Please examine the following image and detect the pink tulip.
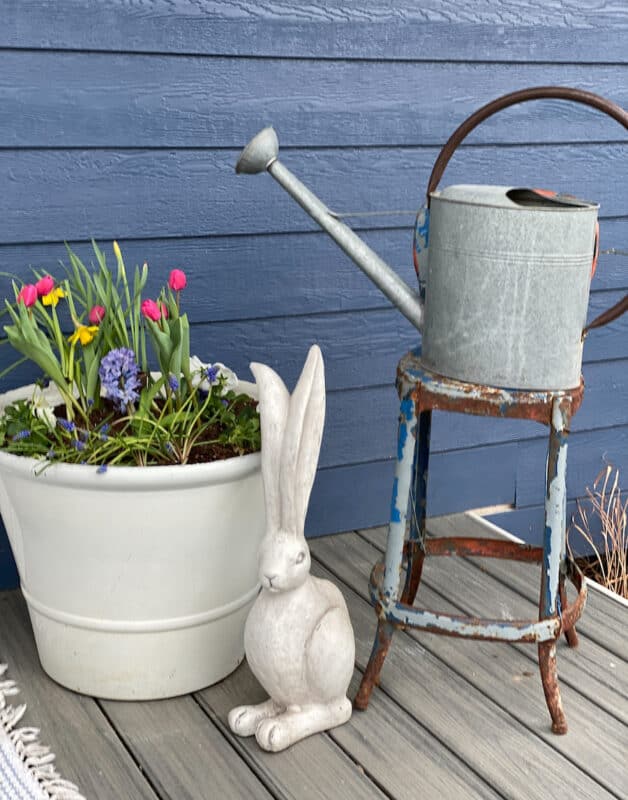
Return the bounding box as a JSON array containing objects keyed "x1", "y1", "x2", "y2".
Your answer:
[
  {"x1": 168, "y1": 269, "x2": 187, "y2": 291},
  {"x1": 89, "y1": 305, "x2": 106, "y2": 325},
  {"x1": 141, "y1": 298, "x2": 163, "y2": 322},
  {"x1": 17, "y1": 284, "x2": 38, "y2": 307},
  {"x1": 35, "y1": 275, "x2": 55, "y2": 297}
]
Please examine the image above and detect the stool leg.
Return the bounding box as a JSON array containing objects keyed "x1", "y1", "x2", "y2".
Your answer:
[
  {"x1": 355, "y1": 392, "x2": 417, "y2": 710},
  {"x1": 354, "y1": 620, "x2": 395, "y2": 710},
  {"x1": 401, "y1": 409, "x2": 432, "y2": 605},
  {"x1": 538, "y1": 398, "x2": 570, "y2": 735},
  {"x1": 559, "y1": 579, "x2": 579, "y2": 648}
]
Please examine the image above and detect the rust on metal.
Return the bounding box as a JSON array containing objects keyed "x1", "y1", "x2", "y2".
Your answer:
[
  {"x1": 538, "y1": 641, "x2": 568, "y2": 734},
  {"x1": 560, "y1": 562, "x2": 587, "y2": 642},
  {"x1": 400, "y1": 542, "x2": 425, "y2": 605},
  {"x1": 398, "y1": 349, "x2": 584, "y2": 426},
  {"x1": 354, "y1": 613, "x2": 395, "y2": 711},
  {"x1": 424, "y1": 536, "x2": 542, "y2": 562}
]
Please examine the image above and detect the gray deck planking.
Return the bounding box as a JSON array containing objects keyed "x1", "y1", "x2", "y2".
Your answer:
[
  {"x1": 0, "y1": 593, "x2": 159, "y2": 800},
  {"x1": 0, "y1": 514, "x2": 625, "y2": 800},
  {"x1": 428, "y1": 513, "x2": 628, "y2": 661},
  {"x1": 308, "y1": 549, "x2": 619, "y2": 800},
  {"x1": 324, "y1": 531, "x2": 628, "y2": 796},
  {"x1": 358, "y1": 525, "x2": 628, "y2": 718}
]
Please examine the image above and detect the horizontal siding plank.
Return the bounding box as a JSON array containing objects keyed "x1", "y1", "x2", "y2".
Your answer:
[
  {"x1": 3, "y1": 52, "x2": 628, "y2": 147},
  {"x1": 1, "y1": 305, "x2": 625, "y2": 401},
  {"x1": 0, "y1": 221, "x2": 625, "y2": 322},
  {"x1": 1, "y1": 145, "x2": 625, "y2": 244},
  {"x1": 3, "y1": 1, "x2": 628, "y2": 62},
  {"x1": 319, "y1": 359, "x2": 628, "y2": 467},
  {"x1": 515, "y1": 425, "x2": 628, "y2": 508},
  {"x1": 308, "y1": 442, "x2": 517, "y2": 535}
]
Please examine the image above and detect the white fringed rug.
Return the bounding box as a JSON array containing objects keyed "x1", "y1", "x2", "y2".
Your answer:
[{"x1": 0, "y1": 665, "x2": 85, "y2": 800}]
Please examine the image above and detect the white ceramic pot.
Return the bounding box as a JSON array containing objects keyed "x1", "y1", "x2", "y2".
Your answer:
[{"x1": 0, "y1": 381, "x2": 264, "y2": 700}]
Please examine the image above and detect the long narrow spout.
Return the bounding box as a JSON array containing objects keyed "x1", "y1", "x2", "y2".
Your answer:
[{"x1": 236, "y1": 128, "x2": 424, "y2": 332}]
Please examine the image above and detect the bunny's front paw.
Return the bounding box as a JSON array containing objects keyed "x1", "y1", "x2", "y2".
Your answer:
[
  {"x1": 228, "y1": 699, "x2": 282, "y2": 737},
  {"x1": 255, "y1": 717, "x2": 293, "y2": 752}
]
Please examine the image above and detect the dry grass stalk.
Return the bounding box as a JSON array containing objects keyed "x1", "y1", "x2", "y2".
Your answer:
[{"x1": 568, "y1": 465, "x2": 627, "y2": 599}]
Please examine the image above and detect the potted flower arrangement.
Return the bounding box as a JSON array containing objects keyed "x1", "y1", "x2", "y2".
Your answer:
[{"x1": 0, "y1": 242, "x2": 264, "y2": 700}]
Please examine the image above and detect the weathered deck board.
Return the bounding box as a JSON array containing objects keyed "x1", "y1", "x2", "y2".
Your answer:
[
  {"x1": 308, "y1": 545, "x2": 618, "y2": 799},
  {"x1": 0, "y1": 593, "x2": 159, "y2": 800},
  {"x1": 317, "y1": 532, "x2": 628, "y2": 797},
  {"x1": 427, "y1": 513, "x2": 628, "y2": 661},
  {"x1": 99, "y1": 695, "x2": 275, "y2": 800},
  {"x1": 0, "y1": 516, "x2": 625, "y2": 800},
  {"x1": 357, "y1": 525, "x2": 628, "y2": 715},
  {"x1": 196, "y1": 661, "x2": 387, "y2": 800}
]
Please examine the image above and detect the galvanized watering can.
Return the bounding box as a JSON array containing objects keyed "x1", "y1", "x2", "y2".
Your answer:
[{"x1": 237, "y1": 87, "x2": 628, "y2": 390}]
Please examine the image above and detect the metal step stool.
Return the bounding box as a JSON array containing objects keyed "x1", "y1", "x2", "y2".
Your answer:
[{"x1": 354, "y1": 348, "x2": 588, "y2": 734}]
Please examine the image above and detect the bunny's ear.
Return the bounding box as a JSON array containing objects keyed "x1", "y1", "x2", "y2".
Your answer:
[
  {"x1": 280, "y1": 345, "x2": 326, "y2": 536},
  {"x1": 250, "y1": 361, "x2": 290, "y2": 533}
]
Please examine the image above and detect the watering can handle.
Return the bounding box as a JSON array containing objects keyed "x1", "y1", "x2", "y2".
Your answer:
[{"x1": 426, "y1": 86, "x2": 628, "y2": 333}]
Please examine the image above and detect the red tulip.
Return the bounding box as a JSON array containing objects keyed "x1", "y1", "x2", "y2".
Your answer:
[
  {"x1": 35, "y1": 275, "x2": 55, "y2": 297},
  {"x1": 168, "y1": 269, "x2": 187, "y2": 291},
  {"x1": 89, "y1": 305, "x2": 106, "y2": 325},
  {"x1": 17, "y1": 284, "x2": 38, "y2": 307},
  {"x1": 141, "y1": 298, "x2": 162, "y2": 321}
]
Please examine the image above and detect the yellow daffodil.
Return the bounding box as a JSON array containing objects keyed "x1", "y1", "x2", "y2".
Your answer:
[
  {"x1": 42, "y1": 287, "x2": 66, "y2": 307},
  {"x1": 69, "y1": 325, "x2": 99, "y2": 346},
  {"x1": 113, "y1": 240, "x2": 122, "y2": 261}
]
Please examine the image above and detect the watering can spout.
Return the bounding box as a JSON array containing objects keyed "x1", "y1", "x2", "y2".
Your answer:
[{"x1": 235, "y1": 128, "x2": 425, "y2": 332}]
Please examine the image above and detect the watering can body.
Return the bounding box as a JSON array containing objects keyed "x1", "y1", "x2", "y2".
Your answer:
[
  {"x1": 236, "y1": 87, "x2": 627, "y2": 392},
  {"x1": 421, "y1": 185, "x2": 598, "y2": 389}
]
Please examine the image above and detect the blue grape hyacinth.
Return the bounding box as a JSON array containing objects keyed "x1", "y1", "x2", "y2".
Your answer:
[{"x1": 99, "y1": 347, "x2": 141, "y2": 411}]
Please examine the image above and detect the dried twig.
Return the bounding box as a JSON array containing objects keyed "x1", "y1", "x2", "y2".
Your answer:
[{"x1": 568, "y1": 465, "x2": 628, "y2": 599}]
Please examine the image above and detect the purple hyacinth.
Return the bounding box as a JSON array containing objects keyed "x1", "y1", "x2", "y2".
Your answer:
[
  {"x1": 206, "y1": 365, "x2": 219, "y2": 385},
  {"x1": 99, "y1": 347, "x2": 141, "y2": 411},
  {"x1": 168, "y1": 374, "x2": 179, "y2": 392},
  {"x1": 57, "y1": 418, "x2": 75, "y2": 433}
]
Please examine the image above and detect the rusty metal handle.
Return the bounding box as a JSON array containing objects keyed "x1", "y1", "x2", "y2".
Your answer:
[
  {"x1": 584, "y1": 293, "x2": 628, "y2": 335},
  {"x1": 427, "y1": 86, "x2": 628, "y2": 332}
]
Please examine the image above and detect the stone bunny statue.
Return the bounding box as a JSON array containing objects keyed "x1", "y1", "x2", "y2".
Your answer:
[{"x1": 228, "y1": 344, "x2": 355, "y2": 752}]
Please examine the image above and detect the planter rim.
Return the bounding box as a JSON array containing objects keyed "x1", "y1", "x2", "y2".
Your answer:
[{"x1": 0, "y1": 379, "x2": 261, "y2": 490}]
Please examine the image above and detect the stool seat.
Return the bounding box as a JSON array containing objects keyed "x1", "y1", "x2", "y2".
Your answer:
[{"x1": 354, "y1": 349, "x2": 587, "y2": 735}]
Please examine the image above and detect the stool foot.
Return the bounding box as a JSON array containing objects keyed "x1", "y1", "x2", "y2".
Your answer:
[
  {"x1": 559, "y1": 582, "x2": 579, "y2": 648},
  {"x1": 538, "y1": 641, "x2": 568, "y2": 734},
  {"x1": 354, "y1": 619, "x2": 395, "y2": 710}
]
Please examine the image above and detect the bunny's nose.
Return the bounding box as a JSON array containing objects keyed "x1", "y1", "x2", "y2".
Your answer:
[{"x1": 264, "y1": 574, "x2": 278, "y2": 588}]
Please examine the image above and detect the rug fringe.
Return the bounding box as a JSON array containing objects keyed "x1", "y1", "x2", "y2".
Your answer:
[{"x1": 0, "y1": 664, "x2": 86, "y2": 800}]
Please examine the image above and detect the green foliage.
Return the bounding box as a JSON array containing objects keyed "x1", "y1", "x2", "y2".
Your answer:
[{"x1": 0, "y1": 243, "x2": 260, "y2": 469}]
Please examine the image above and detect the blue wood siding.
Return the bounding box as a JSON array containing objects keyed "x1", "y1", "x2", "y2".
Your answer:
[{"x1": 0, "y1": 1, "x2": 627, "y2": 586}]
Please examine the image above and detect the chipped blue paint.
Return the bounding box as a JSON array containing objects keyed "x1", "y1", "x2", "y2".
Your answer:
[
  {"x1": 383, "y1": 391, "x2": 418, "y2": 601},
  {"x1": 413, "y1": 207, "x2": 430, "y2": 252},
  {"x1": 368, "y1": 577, "x2": 559, "y2": 642},
  {"x1": 390, "y1": 477, "x2": 401, "y2": 524},
  {"x1": 542, "y1": 400, "x2": 569, "y2": 617}
]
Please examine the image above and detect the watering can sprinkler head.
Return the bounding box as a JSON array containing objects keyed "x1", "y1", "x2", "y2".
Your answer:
[
  {"x1": 235, "y1": 128, "x2": 426, "y2": 332},
  {"x1": 235, "y1": 127, "x2": 279, "y2": 175}
]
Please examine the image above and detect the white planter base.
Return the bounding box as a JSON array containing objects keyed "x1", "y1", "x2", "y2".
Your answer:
[
  {"x1": 0, "y1": 381, "x2": 264, "y2": 700},
  {"x1": 27, "y1": 586, "x2": 256, "y2": 699}
]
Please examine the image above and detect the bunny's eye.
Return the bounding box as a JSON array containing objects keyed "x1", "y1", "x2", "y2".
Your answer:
[{"x1": 296, "y1": 551, "x2": 306, "y2": 564}]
